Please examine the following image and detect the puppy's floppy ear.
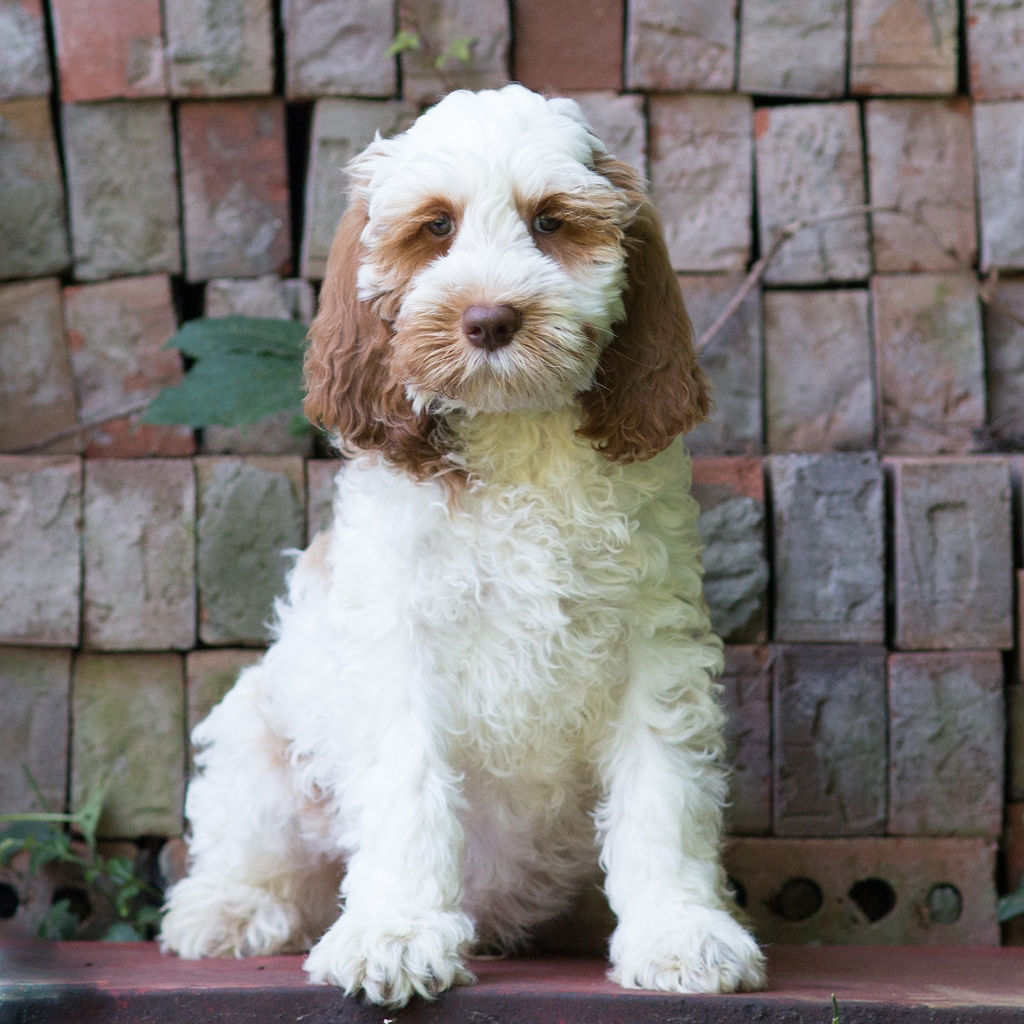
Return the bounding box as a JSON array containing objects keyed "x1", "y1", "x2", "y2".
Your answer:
[
  {"x1": 303, "y1": 199, "x2": 450, "y2": 480},
  {"x1": 577, "y1": 157, "x2": 711, "y2": 462}
]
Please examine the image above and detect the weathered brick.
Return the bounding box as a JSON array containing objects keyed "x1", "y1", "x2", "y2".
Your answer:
[
  {"x1": 397, "y1": 0, "x2": 510, "y2": 104},
  {"x1": 165, "y1": 0, "x2": 273, "y2": 97},
  {"x1": 301, "y1": 99, "x2": 417, "y2": 279},
  {"x1": 726, "y1": 837, "x2": 999, "y2": 945},
  {"x1": 0, "y1": 648, "x2": 70, "y2": 812},
  {"x1": 202, "y1": 276, "x2": 315, "y2": 455},
  {"x1": 184, "y1": 649, "x2": 262, "y2": 770},
  {"x1": 850, "y1": 0, "x2": 958, "y2": 95},
  {"x1": 71, "y1": 653, "x2": 185, "y2": 838},
  {"x1": 691, "y1": 457, "x2": 768, "y2": 644},
  {"x1": 1008, "y1": 685, "x2": 1024, "y2": 802},
  {"x1": 51, "y1": 0, "x2": 165, "y2": 100},
  {"x1": 890, "y1": 458, "x2": 1014, "y2": 650},
  {"x1": 284, "y1": 0, "x2": 396, "y2": 99},
  {"x1": 570, "y1": 92, "x2": 645, "y2": 175},
  {"x1": 720, "y1": 646, "x2": 771, "y2": 835},
  {"x1": 888, "y1": 651, "x2": 1004, "y2": 837},
  {"x1": 0, "y1": 456, "x2": 81, "y2": 646},
  {"x1": 772, "y1": 645, "x2": 888, "y2": 836},
  {"x1": 975, "y1": 101, "x2": 1024, "y2": 270},
  {"x1": 738, "y1": 0, "x2": 846, "y2": 98},
  {"x1": 82, "y1": 460, "x2": 196, "y2": 651},
  {"x1": 307, "y1": 459, "x2": 343, "y2": 536},
  {"x1": 0, "y1": 98, "x2": 70, "y2": 279},
  {"x1": 0, "y1": 279, "x2": 78, "y2": 454},
  {"x1": 764, "y1": 290, "x2": 875, "y2": 453},
  {"x1": 872, "y1": 273, "x2": 985, "y2": 454},
  {"x1": 515, "y1": 0, "x2": 621, "y2": 91},
  {"x1": 967, "y1": 0, "x2": 1024, "y2": 99},
  {"x1": 754, "y1": 103, "x2": 869, "y2": 284},
  {"x1": 984, "y1": 280, "x2": 1024, "y2": 445},
  {"x1": 626, "y1": 0, "x2": 736, "y2": 91},
  {"x1": 62, "y1": 100, "x2": 180, "y2": 281},
  {"x1": 63, "y1": 275, "x2": 193, "y2": 458},
  {"x1": 196, "y1": 457, "x2": 305, "y2": 645},
  {"x1": 649, "y1": 95, "x2": 752, "y2": 272},
  {"x1": 770, "y1": 454, "x2": 885, "y2": 644},
  {"x1": 866, "y1": 99, "x2": 977, "y2": 272},
  {"x1": 0, "y1": 0, "x2": 49, "y2": 99},
  {"x1": 179, "y1": 99, "x2": 290, "y2": 282},
  {"x1": 682, "y1": 275, "x2": 763, "y2": 455}
]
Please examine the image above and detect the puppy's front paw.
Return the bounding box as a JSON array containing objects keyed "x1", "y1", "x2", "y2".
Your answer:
[
  {"x1": 610, "y1": 905, "x2": 765, "y2": 994},
  {"x1": 304, "y1": 908, "x2": 475, "y2": 1006}
]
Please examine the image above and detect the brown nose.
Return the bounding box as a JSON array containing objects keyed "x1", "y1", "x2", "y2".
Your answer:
[{"x1": 461, "y1": 304, "x2": 522, "y2": 352}]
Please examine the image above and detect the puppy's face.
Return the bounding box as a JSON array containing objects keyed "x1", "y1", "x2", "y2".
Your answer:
[{"x1": 350, "y1": 88, "x2": 635, "y2": 416}]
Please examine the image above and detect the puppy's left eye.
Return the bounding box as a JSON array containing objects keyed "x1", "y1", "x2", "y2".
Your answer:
[
  {"x1": 426, "y1": 214, "x2": 455, "y2": 237},
  {"x1": 532, "y1": 214, "x2": 562, "y2": 235}
]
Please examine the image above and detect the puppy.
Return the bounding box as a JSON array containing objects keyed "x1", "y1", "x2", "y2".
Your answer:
[{"x1": 161, "y1": 84, "x2": 765, "y2": 1006}]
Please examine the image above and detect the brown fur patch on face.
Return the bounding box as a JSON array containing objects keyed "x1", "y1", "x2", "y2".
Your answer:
[{"x1": 522, "y1": 191, "x2": 630, "y2": 273}]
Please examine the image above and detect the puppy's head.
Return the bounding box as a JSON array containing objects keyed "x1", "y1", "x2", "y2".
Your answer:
[{"x1": 304, "y1": 85, "x2": 709, "y2": 480}]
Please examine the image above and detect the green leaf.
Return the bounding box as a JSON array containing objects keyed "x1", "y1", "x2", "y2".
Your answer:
[
  {"x1": 387, "y1": 28, "x2": 420, "y2": 55},
  {"x1": 37, "y1": 899, "x2": 82, "y2": 940},
  {"x1": 999, "y1": 886, "x2": 1024, "y2": 922},
  {"x1": 102, "y1": 921, "x2": 144, "y2": 942},
  {"x1": 166, "y1": 316, "x2": 308, "y2": 361},
  {"x1": 0, "y1": 820, "x2": 61, "y2": 865},
  {"x1": 72, "y1": 782, "x2": 109, "y2": 855},
  {"x1": 143, "y1": 352, "x2": 305, "y2": 428},
  {"x1": 435, "y1": 35, "x2": 474, "y2": 69}
]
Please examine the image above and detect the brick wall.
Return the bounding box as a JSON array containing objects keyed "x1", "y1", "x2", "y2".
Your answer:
[{"x1": 1, "y1": 0, "x2": 1023, "y2": 948}]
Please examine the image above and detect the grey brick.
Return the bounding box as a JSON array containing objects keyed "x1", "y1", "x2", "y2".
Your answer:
[
  {"x1": 62, "y1": 101, "x2": 181, "y2": 280},
  {"x1": 765, "y1": 289, "x2": 875, "y2": 452},
  {"x1": 0, "y1": 648, "x2": 70, "y2": 812},
  {"x1": 967, "y1": 0, "x2": 1024, "y2": 99},
  {"x1": 196, "y1": 457, "x2": 305, "y2": 645},
  {"x1": 82, "y1": 460, "x2": 196, "y2": 651},
  {"x1": 891, "y1": 457, "x2": 1014, "y2": 650},
  {"x1": 889, "y1": 651, "x2": 1004, "y2": 837},
  {"x1": 307, "y1": 459, "x2": 342, "y2": 536},
  {"x1": 770, "y1": 454, "x2": 885, "y2": 644},
  {"x1": 570, "y1": 92, "x2": 646, "y2": 176},
  {"x1": 773, "y1": 645, "x2": 888, "y2": 837},
  {"x1": 975, "y1": 101, "x2": 1024, "y2": 270},
  {"x1": 983, "y1": 280, "x2": 1024, "y2": 445},
  {"x1": 0, "y1": 0, "x2": 49, "y2": 99},
  {"x1": 0, "y1": 98, "x2": 69, "y2": 279},
  {"x1": 0, "y1": 456, "x2": 81, "y2": 646}
]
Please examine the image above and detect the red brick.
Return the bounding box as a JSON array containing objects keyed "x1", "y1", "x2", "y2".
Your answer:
[
  {"x1": 0, "y1": 648, "x2": 70, "y2": 812},
  {"x1": 726, "y1": 837, "x2": 999, "y2": 945},
  {"x1": 650, "y1": 95, "x2": 752, "y2": 272},
  {"x1": 179, "y1": 100, "x2": 291, "y2": 282},
  {"x1": 0, "y1": 279, "x2": 77, "y2": 454},
  {"x1": 51, "y1": 0, "x2": 166, "y2": 101},
  {"x1": 0, "y1": 98, "x2": 69, "y2": 279},
  {"x1": 850, "y1": 0, "x2": 958, "y2": 95},
  {"x1": 872, "y1": 274, "x2": 985, "y2": 454},
  {"x1": 720, "y1": 646, "x2": 772, "y2": 835},
  {"x1": 764, "y1": 290, "x2": 874, "y2": 452},
  {"x1": 63, "y1": 275, "x2": 193, "y2": 458},
  {"x1": 888, "y1": 651, "x2": 1004, "y2": 837},
  {"x1": 967, "y1": 0, "x2": 1024, "y2": 99},
  {"x1": 0, "y1": 0, "x2": 49, "y2": 99},
  {"x1": 514, "y1": 0, "x2": 622, "y2": 91},
  {"x1": 691, "y1": 457, "x2": 768, "y2": 644},
  {"x1": 82, "y1": 460, "x2": 196, "y2": 651},
  {"x1": 772, "y1": 645, "x2": 888, "y2": 836},
  {"x1": 682, "y1": 275, "x2": 763, "y2": 455},
  {"x1": 890, "y1": 458, "x2": 1013, "y2": 650},
  {"x1": 0, "y1": 456, "x2": 82, "y2": 646},
  {"x1": 866, "y1": 99, "x2": 977, "y2": 272},
  {"x1": 626, "y1": 0, "x2": 736, "y2": 91},
  {"x1": 754, "y1": 103, "x2": 869, "y2": 284}
]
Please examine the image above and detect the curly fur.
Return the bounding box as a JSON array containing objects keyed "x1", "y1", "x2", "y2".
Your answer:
[{"x1": 161, "y1": 84, "x2": 764, "y2": 1006}]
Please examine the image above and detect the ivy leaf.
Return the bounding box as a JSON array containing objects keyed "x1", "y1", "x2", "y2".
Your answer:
[
  {"x1": 168, "y1": 316, "x2": 308, "y2": 361},
  {"x1": 999, "y1": 886, "x2": 1024, "y2": 922},
  {"x1": 0, "y1": 821, "x2": 59, "y2": 865},
  {"x1": 102, "y1": 921, "x2": 144, "y2": 942},
  {"x1": 387, "y1": 28, "x2": 421, "y2": 55},
  {"x1": 37, "y1": 899, "x2": 82, "y2": 940}
]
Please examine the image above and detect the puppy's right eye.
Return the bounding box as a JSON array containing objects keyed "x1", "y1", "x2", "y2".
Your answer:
[{"x1": 425, "y1": 214, "x2": 454, "y2": 237}]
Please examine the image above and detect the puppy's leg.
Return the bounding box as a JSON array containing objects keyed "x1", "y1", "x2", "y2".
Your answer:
[
  {"x1": 303, "y1": 646, "x2": 474, "y2": 1005},
  {"x1": 161, "y1": 666, "x2": 338, "y2": 959},
  {"x1": 597, "y1": 633, "x2": 765, "y2": 994}
]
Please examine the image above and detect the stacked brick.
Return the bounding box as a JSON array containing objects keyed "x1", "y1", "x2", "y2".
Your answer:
[{"x1": 2, "y1": 0, "x2": 1023, "y2": 951}]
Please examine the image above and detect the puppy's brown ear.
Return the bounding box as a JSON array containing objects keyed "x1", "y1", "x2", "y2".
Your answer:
[
  {"x1": 577, "y1": 157, "x2": 711, "y2": 462},
  {"x1": 303, "y1": 200, "x2": 449, "y2": 480}
]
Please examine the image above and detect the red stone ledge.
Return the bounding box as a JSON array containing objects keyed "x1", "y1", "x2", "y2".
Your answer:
[{"x1": 3, "y1": 942, "x2": 1024, "y2": 1023}]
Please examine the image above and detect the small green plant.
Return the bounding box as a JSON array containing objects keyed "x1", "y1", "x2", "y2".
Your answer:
[
  {"x1": 0, "y1": 781, "x2": 164, "y2": 941},
  {"x1": 142, "y1": 315, "x2": 307, "y2": 433},
  {"x1": 387, "y1": 28, "x2": 476, "y2": 70}
]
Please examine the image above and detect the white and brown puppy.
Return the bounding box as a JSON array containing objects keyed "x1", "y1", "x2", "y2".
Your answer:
[{"x1": 161, "y1": 84, "x2": 765, "y2": 1006}]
